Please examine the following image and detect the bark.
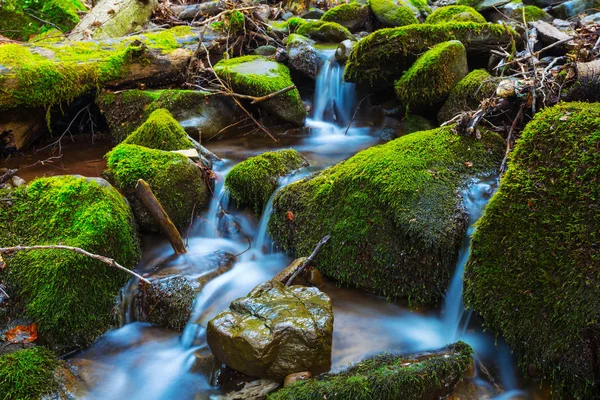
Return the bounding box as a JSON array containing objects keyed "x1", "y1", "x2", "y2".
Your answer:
[{"x1": 565, "y1": 59, "x2": 600, "y2": 102}]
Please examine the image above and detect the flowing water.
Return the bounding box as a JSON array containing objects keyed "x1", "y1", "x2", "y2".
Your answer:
[{"x1": 34, "y1": 51, "x2": 546, "y2": 399}]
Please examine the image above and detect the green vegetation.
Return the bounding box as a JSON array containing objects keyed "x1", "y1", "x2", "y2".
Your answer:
[
  {"x1": 105, "y1": 144, "x2": 208, "y2": 232},
  {"x1": 438, "y1": 69, "x2": 498, "y2": 123},
  {"x1": 0, "y1": 176, "x2": 140, "y2": 349},
  {"x1": 510, "y1": 5, "x2": 551, "y2": 21},
  {"x1": 395, "y1": 40, "x2": 468, "y2": 111},
  {"x1": 268, "y1": 342, "x2": 473, "y2": 400},
  {"x1": 0, "y1": 347, "x2": 60, "y2": 400},
  {"x1": 225, "y1": 149, "x2": 308, "y2": 214},
  {"x1": 287, "y1": 17, "x2": 308, "y2": 33},
  {"x1": 269, "y1": 126, "x2": 504, "y2": 304},
  {"x1": 399, "y1": 114, "x2": 436, "y2": 134},
  {"x1": 425, "y1": 5, "x2": 486, "y2": 23},
  {"x1": 296, "y1": 20, "x2": 355, "y2": 42},
  {"x1": 213, "y1": 10, "x2": 245, "y2": 34},
  {"x1": 321, "y1": 2, "x2": 369, "y2": 31},
  {"x1": 368, "y1": 0, "x2": 419, "y2": 27},
  {"x1": 0, "y1": 0, "x2": 86, "y2": 41},
  {"x1": 123, "y1": 108, "x2": 194, "y2": 151},
  {"x1": 214, "y1": 55, "x2": 306, "y2": 125},
  {"x1": 0, "y1": 26, "x2": 195, "y2": 112},
  {"x1": 464, "y1": 102, "x2": 600, "y2": 398},
  {"x1": 344, "y1": 22, "x2": 514, "y2": 88}
]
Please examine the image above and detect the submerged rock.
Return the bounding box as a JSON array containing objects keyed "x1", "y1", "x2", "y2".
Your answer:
[
  {"x1": 395, "y1": 40, "x2": 468, "y2": 112},
  {"x1": 464, "y1": 102, "x2": 600, "y2": 398},
  {"x1": 321, "y1": 3, "x2": 370, "y2": 32},
  {"x1": 122, "y1": 108, "x2": 195, "y2": 151},
  {"x1": 105, "y1": 144, "x2": 208, "y2": 233},
  {"x1": 214, "y1": 56, "x2": 307, "y2": 126},
  {"x1": 286, "y1": 34, "x2": 318, "y2": 79},
  {"x1": 225, "y1": 149, "x2": 308, "y2": 214},
  {"x1": 207, "y1": 280, "x2": 333, "y2": 381},
  {"x1": 267, "y1": 341, "x2": 474, "y2": 400},
  {"x1": 0, "y1": 176, "x2": 140, "y2": 349},
  {"x1": 425, "y1": 5, "x2": 486, "y2": 23},
  {"x1": 296, "y1": 20, "x2": 355, "y2": 42},
  {"x1": 269, "y1": 126, "x2": 504, "y2": 305},
  {"x1": 438, "y1": 69, "x2": 499, "y2": 123}
]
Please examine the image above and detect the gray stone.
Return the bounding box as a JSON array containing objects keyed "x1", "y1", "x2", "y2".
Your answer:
[
  {"x1": 254, "y1": 45, "x2": 278, "y2": 56},
  {"x1": 282, "y1": 11, "x2": 295, "y2": 20},
  {"x1": 302, "y1": 9, "x2": 325, "y2": 19},
  {"x1": 549, "y1": 0, "x2": 600, "y2": 19},
  {"x1": 529, "y1": 20, "x2": 575, "y2": 49},
  {"x1": 335, "y1": 39, "x2": 355, "y2": 63},
  {"x1": 287, "y1": 34, "x2": 318, "y2": 79}
]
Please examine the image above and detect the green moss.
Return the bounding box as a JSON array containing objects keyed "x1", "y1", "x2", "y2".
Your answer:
[
  {"x1": 369, "y1": 0, "x2": 419, "y2": 27},
  {"x1": 425, "y1": 5, "x2": 486, "y2": 23},
  {"x1": 214, "y1": 55, "x2": 306, "y2": 125},
  {"x1": 464, "y1": 102, "x2": 600, "y2": 399},
  {"x1": 344, "y1": 22, "x2": 514, "y2": 88},
  {"x1": 400, "y1": 114, "x2": 436, "y2": 134},
  {"x1": 287, "y1": 17, "x2": 308, "y2": 33},
  {"x1": 0, "y1": 176, "x2": 140, "y2": 349},
  {"x1": 438, "y1": 69, "x2": 498, "y2": 123},
  {"x1": 105, "y1": 144, "x2": 207, "y2": 232},
  {"x1": 268, "y1": 342, "x2": 473, "y2": 400},
  {"x1": 213, "y1": 10, "x2": 245, "y2": 34},
  {"x1": 395, "y1": 40, "x2": 468, "y2": 111},
  {"x1": 269, "y1": 126, "x2": 504, "y2": 305},
  {"x1": 0, "y1": 347, "x2": 60, "y2": 400},
  {"x1": 122, "y1": 108, "x2": 194, "y2": 151},
  {"x1": 225, "y1": 149, "x2": 308, "y2": 214},
  {"x1": 510, "y1": 5, "x2": 550, "y2": 21},
  {"x1": 0, "y1": 26, "x2": 197, "y2": 112},
  {"x1": 296, "y1": 20, "x2": 355, "y2": 42},
  {"x1": 321, "y1": 3, "x2": 369, "y2": 31}
]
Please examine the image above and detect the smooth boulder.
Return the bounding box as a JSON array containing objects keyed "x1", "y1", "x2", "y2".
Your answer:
[
  {"x1": 296, "y1": 20, "x2": 355, "y2": 42},
  {"x1": 286, "y1": 34, "x2": 318, "y2": 79},
  {"x1": 321, "y1": 3, "x2": 370, "y2": 32},
  {"x1": 207, "y1": 280, "x2": 333, "y2": 381}
]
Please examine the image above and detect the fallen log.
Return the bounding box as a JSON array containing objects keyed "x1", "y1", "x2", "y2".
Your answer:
[
  {"x1": 136, "y1": 179, "x2": 187, "y2": 255},
  {"x1": 564, "y1": 59, "x2": 600, "y2": 102}
]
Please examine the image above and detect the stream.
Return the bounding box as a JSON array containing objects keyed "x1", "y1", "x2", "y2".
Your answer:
[{"x1": 6, "y1": 50, "x2": 547, "y2": 399}]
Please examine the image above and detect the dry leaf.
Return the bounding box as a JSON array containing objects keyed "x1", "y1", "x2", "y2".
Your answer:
[
  {"x1": 5, "y1": 324, "x2": 38, "y2": 344},
  {"x1": 286, "y1": 211, "x2": 294, "y2": 221}
]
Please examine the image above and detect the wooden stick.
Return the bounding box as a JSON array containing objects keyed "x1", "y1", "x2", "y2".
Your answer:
[
  {"x1": 0, "y1": 245, "x2": 150, "y2": 284},
  {"x1": 250, "y1": 85, "x2": 296, "y2": 104},
  {"x1": 285, "y1": 234, "x2": 331, "y2": 286},
  {"x1": 135, "y1": 179, "x2": 187, "y2": 255}
]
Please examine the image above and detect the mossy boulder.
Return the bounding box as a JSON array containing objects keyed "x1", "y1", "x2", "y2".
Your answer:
[
  {"x1": 268, "y1": 341, "x2": 473, "y2": 400},
  {"x1": 296, "y1": 20, "x2": 355, "y2": 42},
  {"x1": 105, "y1": 144, "x2": 208, "y2": 233},
  {"x1": 286, "y1": 34, "x2": 318, "y2": 79},
  {"x1": 398, "y1": 114, "x2": 437, "y2": 135},
  {"x1": 122, "y1": 108, "x2": 194, "y2": 151},
  {"x1": 425, "y1": 5, "x2": 486, "y2": 23},
  {"x1": 344, "y1": 22, "x2": 514, "y2": 88},
  {"x1": 286, "y1": 17, "x2": 308, "y2": 33},
  {"x1": 464, "y1": 102, "x2": 600, "y2": 398},
  {"x1": 368, "y1": 0, "x2": 419, "y2": 27},
  {"x1": 97, "y1": 89, "x2": 242, "y2": 143},
  {"x1": 226, "y1": 149, "x2": 308, "y2": 215},
  {"x1": 0, "y1": 176, "x2": 140, "y2": 349},
  {"x1": 214, "y1": 56, "x2": 307, "y2": 126},
  {"x1": 510, "y1": 5, "x2": 552, "y2": 21},
  {"x1": 321, "y1": 3, "x2": 370, "y2": 32},
  {"x1": 438, "y1": 69, "x2": 499, "y2": 123},
  {"x1": 395, "y1": 40, "x2": 468, "y2": 112},
  {"x1": 269, "y1": 126, "x2": 504, "y2": 304},
  {"x1": 207, "y1": 280, "x2": 334, "y2": 381},
  {"x1": 0, "y1": 347, "x2": 62, "y2": 399},
  {"x1": 0, "y1": 0, "x2": 86, "y2": 41}
]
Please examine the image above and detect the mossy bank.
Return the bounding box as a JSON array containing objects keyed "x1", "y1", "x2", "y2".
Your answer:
[{"x1": 0, "y1": 347, "x2": 62, "y2": 400}]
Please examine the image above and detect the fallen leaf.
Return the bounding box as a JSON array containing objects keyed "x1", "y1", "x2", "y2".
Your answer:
[
  {"x1": 0, "y1": 254, "x2": 5, "y2": 269},
  {"x1": 5, "y1": 324, "x2": 38, "y2": 344},
  {"x1": 286, "y1": 211, "x2": 294, "y2": 221},
  {"x1": 464, "y1": 161, "x2": 473, "y2": 168}
]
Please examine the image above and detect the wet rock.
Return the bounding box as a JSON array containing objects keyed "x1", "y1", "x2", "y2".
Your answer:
[
  {"x1": 69, "y1": 0, "x2": 157, "y2": 40},
  {"x1": 335, "y1": 39, "x2": 355, "y2": 63},
  {"x1": 254, "y1": 45, "x2": 278, "y2": 56},
  {"x1": 302, "y1": 9, "x2": 325, "y2": 19},
  {"x1": 380, "y1": 127, "x2": 397, "y2": 141},
  {"x1": 529, "y1": 20, "x2": 575, "y2": 49},
  {"x1": 269, "y1": 126, "x2": 504, "y2": 305},
  {"x1": 296, "y1": 20, "x2": 355, "y2": 42},
  {"x1": 286, "y1": 34, "x2": 318, "y2": 79},
  {"x1": 97, "y1": 89, "x2": 243, "y2": 143},
  {"x1": 268, "y1": 342, "x2": 474, "y2": 400},
  {"x1": 395, "y1": 40, "x2": 468, "y2": 112},
  {"x1": 207, "y1": 280, "x2": 333, "y2": 381},
  {"x1": 214, "y1": 56, "x2": 307, "y2": 126},
  {"x1": 105, "y1": 144, "x2": 208, "y2": 233},
  {"x1": 321, "y1": 3, "x2": 369, "y2": 32},
  {"x1": 225, "y1": 149, "x2": 308, "y2": 215},
  {"x1": 282, "y1": 11, "x2": 295, "y2": 20},
  {"x1": 0, "y1": 108, "x2": 47, "y2": 154},
  {"x1": 464, "y1": 102, "x2": 600, "y2": 398},
  {"x1": 283, "y1": 371, "x2": 311, "y2": 387},
  {"x1": 548, "y1": 0, "x2": 599, "y2": 18},
  {"x1": 398, "y1": 114, "x2": 437, "y2": 134}
]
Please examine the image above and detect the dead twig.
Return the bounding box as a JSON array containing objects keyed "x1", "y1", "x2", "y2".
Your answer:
[
  {"x1": 285, "y1": 234, "x2": 331, "y2": 286},
  {"x1": 344, "y1": 94, "x2": 372, "y2": 135}
]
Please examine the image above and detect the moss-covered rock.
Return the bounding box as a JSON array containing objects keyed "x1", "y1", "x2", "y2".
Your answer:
[
  {"x1": 214, "y1": 56, "x2": 307, "y2": 126},
  {"x1": 0, "y1": 176, "x2": 140, "y2": 349},
  {"x1": 510, "y1": 5, "x2": 552, "y2": 21},
  {"x1": 425, "y1": 5, "x2": 486, "y2": 23},
  {"x1": 225, "y1": 149, "x2": 308, "y2": 215},
  {"x1": 464, "y1": 102, "x2": 600, "y2": 399},
  {"x1": 395, "y1": 40, "x2": 468, "y2": 112},
  {"x1": 0, "y1": 0, "x2": 86, "y2": 41},
  {"x1": 368, "y1": 0, "x2": 419, "y2": 27},
  {"x1": 398, "y1": 114, "x2": 437, "y2": 135},
  {"x1": 438, "y1": 69, "x2": 499, "y2": 123},
  {"x1": 296, "y1": 20, "x2": 355, "y2": 42},
  {"x1": 321, "y1": 2, "x2": 370, "y2": 32},
  {"x1": 97, "y1": 89, "x2": 241, "y2": 143},
  {"x1": 286, "y1": 17, "x2": 308, "y2": 33},
  {"x1": 344, "y1": 22, "x2": 514, "y2": 88},
  {"x1": 0, "y1": 347, "x2": 61, "y2": 399},
  {"x1": 105, "y1": 144, "x2": 208, "y2": 233},
  {"x1": 268, "y1": 341, "x2": 473, "y2": 400},
  {"x1": 269, "y1": 126, "x2": 504, "y2": 305},
  {"x1": 122, "y1": 108, "x2": 194, "y2": 151}
]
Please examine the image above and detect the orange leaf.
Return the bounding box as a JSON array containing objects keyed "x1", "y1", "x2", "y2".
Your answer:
[
  {"x1": 5, "y1": 324, "x2": 38, "y2": 344},
  {"x1": 286, "y1": 211, "x2": 294, "y2": 221}
]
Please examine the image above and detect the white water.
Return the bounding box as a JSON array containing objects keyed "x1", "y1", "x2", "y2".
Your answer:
[{"x1": 79, "y1": 50, "x2": 530, "y2": 400}]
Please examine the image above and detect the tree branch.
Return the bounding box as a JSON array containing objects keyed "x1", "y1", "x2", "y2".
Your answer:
[{"x1": 285, "y1": 234, "x2": 331, "y2": 286}]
